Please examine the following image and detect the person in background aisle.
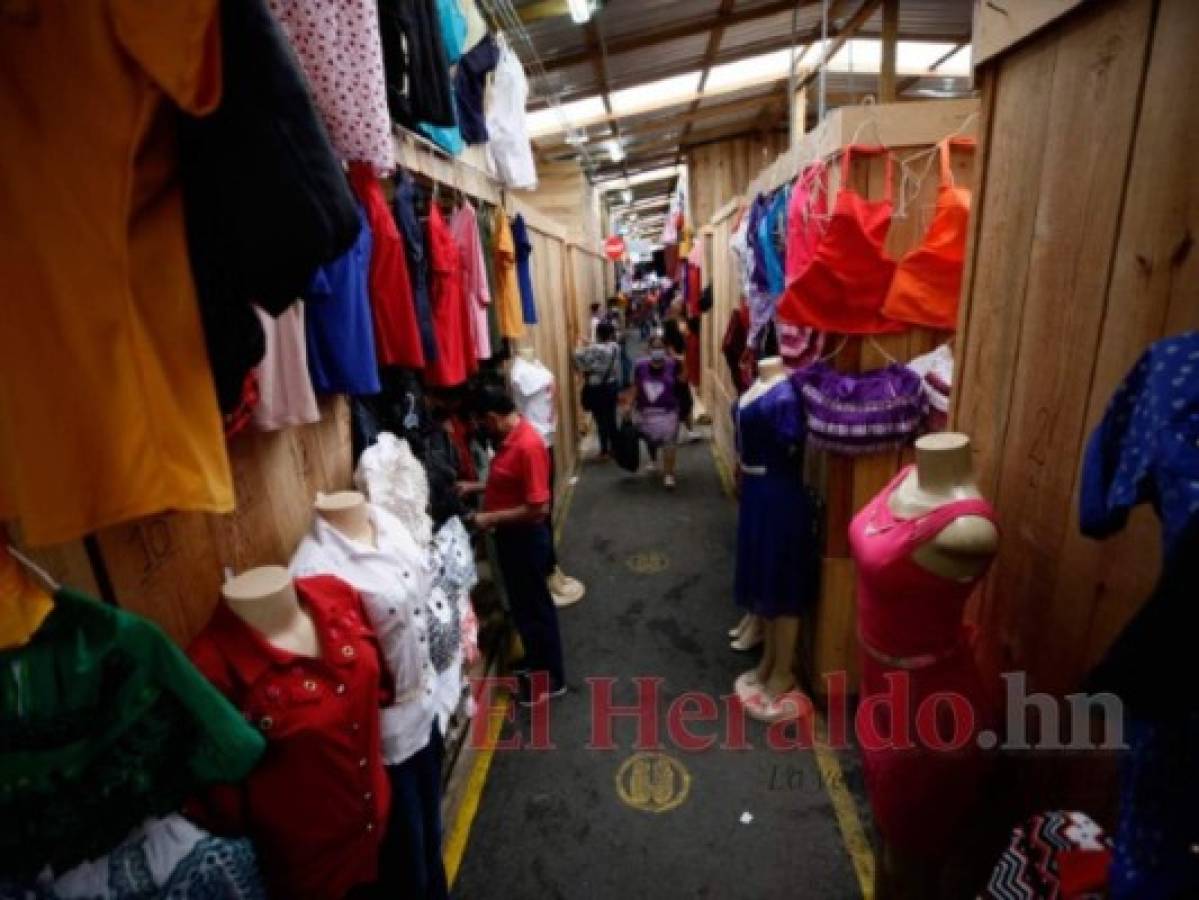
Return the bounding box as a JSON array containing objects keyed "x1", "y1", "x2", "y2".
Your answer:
[
  {"x1": 588, "y1": 301, "x2": 603, "y2": 342},
  {"x1": 573, "y1": 324, "x2": 623, "y2": 462},
  {"x1": 630, "y1": 336, "x2": 683, "y2": 490},
  {"x1": 662, "y1": 318, "x2": 700, "y2": 443},
  {"x1": 458, "y1": 387, "x2": 566, "y2": 706}
]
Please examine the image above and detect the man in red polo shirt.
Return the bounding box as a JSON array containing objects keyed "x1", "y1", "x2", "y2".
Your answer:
[{"x1": 465, "y1": 386, "x2": 566, "y2": 705}]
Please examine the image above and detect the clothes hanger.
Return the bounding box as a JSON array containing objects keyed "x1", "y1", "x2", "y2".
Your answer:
[
  {"x1": 4, "y1": 543, "x2": 60, "y2": 593},
  {"x1": 817, "y1": 335, "x2": 849, "y2": 363},
  {"x1": 867, "y1": 336, "x2": 900, "y2": 365}
]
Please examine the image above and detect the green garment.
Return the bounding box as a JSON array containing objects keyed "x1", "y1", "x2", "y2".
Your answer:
[
  {"x1": 478, "y1": 206, "x2": 504, "y2": 355},
  {"x1": 0, "y1": 588, "x2": 265, "y2": 877}
]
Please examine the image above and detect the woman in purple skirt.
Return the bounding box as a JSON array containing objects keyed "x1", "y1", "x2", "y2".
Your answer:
[{"x1": 631, "y1": 335, "x2": 682, "y2": 490}]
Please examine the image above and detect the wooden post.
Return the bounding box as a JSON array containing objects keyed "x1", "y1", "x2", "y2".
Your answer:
[
  {"x1": 791, "y1": 78, "x2": 809, "y2": 146},
  {"x1": 879, "y1": 0, "x2": 899, "y2": 102}
]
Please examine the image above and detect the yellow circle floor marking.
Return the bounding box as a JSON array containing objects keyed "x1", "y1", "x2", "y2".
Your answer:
[
  {"x1": 625, "y1": 551, "x2": 669, "y2": 574},
  {"x1": 615, "y1": 751, "x2": 691, "y2": 813}
]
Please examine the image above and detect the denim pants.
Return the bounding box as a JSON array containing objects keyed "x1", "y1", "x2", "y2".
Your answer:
[
  {"x1": 495, "y1": 523, "x2": 566, "y2": 689},
  {"x1": 378, "y1": 725, "x2": 449, "y2": 900}
]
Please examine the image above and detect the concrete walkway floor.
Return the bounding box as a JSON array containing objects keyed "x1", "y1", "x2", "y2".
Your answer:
[{"x1": 452, "y1": 438, "x2": 870, "y2": 899}]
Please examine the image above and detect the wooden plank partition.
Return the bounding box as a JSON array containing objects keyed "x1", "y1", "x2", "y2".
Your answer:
[
  {"x1": 22, "y1": 135, "x2": 589, "y2": 646},
  {"x1": 698, "y1": 99, "x2": 980, "y2": 697}
]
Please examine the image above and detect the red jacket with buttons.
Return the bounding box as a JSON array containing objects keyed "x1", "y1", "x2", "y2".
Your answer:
[{"x1": 188, "y1": 575, "x2": 392, "y2": 900}]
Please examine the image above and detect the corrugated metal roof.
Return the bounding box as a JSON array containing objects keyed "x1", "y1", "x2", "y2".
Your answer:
[{"x1": 513, "y1": 0, "x2": 975, "y2": 179}]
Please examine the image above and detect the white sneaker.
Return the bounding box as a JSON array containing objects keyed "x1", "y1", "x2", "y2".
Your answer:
[
  {"x1": 663, "y1": 475, "x2": 676, "y2": 490},
  {"x1": 549, "y1": 572, "x2": 585, "y2": 608}
]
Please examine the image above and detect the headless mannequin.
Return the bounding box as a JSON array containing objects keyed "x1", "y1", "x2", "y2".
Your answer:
[
  {"x1": 888, "y1": 433, "x2": 998, "y2": 581},
  {"x1": 315, "y1": 490, "x2": 376, "y2": 548},
  {"x1": 222, "y1": 565, "x2": 319, "y2": 657},
  {"x1": 735, "y1": 357, "x2": 801, "y2": 703}
]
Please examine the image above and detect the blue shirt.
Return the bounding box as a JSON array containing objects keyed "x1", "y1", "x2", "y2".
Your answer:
[
  {"x1": 393, "y1": 176, "x2": 439, "y2": 363},
  {"x1": 304, "y1": 207, "x2": 381, "y2": 395},
  {"x1": 512, "y1": 214, "x2": 538, "y2": 325},
  {"x1": 1080, "y1": 330, "x2": 1199, "y2": 558}
]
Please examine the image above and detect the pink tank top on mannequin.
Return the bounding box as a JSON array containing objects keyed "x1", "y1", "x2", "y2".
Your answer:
[{"x1": 848, "y1": 465, "x2": 999, "y2": 856}]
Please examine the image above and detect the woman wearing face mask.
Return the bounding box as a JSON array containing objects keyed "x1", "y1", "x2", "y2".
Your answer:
[{"x1": 631, "y1": 335, "x2": 682, "y2": 490}]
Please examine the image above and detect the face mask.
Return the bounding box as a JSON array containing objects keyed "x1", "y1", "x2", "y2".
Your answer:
[{"x1": 650, "y1": 349, "x2": 667, "y2": 364}]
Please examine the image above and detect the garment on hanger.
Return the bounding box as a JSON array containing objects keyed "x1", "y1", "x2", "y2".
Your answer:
[
  {"x1": 487, "y1": 42, "x2": 538, "y2": 189},
  {"x1": 349, "y1": 163, "x2": 427, "y2": 370},
  {"x1": 451, "y1": 203, "x2": 493, "y2": 361},
  {"x1": 905, "y1": 343, "x2": 954, "y2": 433},
  {"x1": 188, "y1": 576, "x2": 390, "y2": 900},
  {"x1": 1078, "y1": 331, "x2": 1199, "y2": 900},
  {"x1": 0, "y1": 590, "x2": 264, "y2": 879},
  {"x1": 795, "y1": 362, "x2": 926, "y2": 455},
  {"x1": 494, "y1": 213, "x2": 526, "y2": 338},
  {"x1": 2, "y1": 815, "x2": 266, "y2": 900},
  {"x1": 429, "y1": 517, "x2": 478, "y2": 726},
  {"x1": 266, "y1": 0, "x2": 394, "y2": 174},
  {"x1": 785, "y1": 161, "x2": 829, "y2": 286},
  {"x1": 511, "y1": 356, "x2": 557, "y2": 448},
  {"x1": 304, "y1": 205, "x2": 382, "y2": 395},
  {"x1": 758, "y1": 190, "x2": 788, "y2": 299},
  {"x1": 425, "y1": 205, "x2": 473, "y2": 387},
  {"x1": 394, "y1": 175, "x2": 442, "y2": 364},
  {"x1": 732, "y1": 378, "x2": 819, "y2": 618},
  {"x1": 778, "y1": 145, "x2": 905, "y2": 335},
  {"x1": 252, "y1": 303, "x2": 321, "y2": 431},
  {"x1": 882, "y1": 138, "x2": 976, "y2": 330},
  {"x1": 0, "y1": 0, "x2": 233, "y2": 546},
  {"x1": 291, "y1": 506, "x2": 435, "y2": 765},
  {"x1": 458, "y1": 0, "x2": 489, "y2": 51},
  {"x1": 979, "y1": 811, "x2": 1112, "y2": 900},
  {"x1": 455, "y1": 33, "x2": 500, "y2": 145},
  {"x1": 182, "y1": 0, "x2": 360, "y2": 414},
  {"x1": 721, "y1": 304, "x2": 753, "y2": 394},
  {"x1": 849, "y1": 466, "x2": 999, "y2": 855},
  {"x1": 512, "y1": 214, "x2": 540, "y2": 325},
  {"x1": 477, "y1": 207, "x2": 505, "y2": 353},
  {"x1": 379, "y1": 0, "x2": 456, "y2": 127}
]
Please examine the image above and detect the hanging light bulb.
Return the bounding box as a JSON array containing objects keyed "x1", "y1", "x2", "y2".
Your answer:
[
  {"x1": 567, "y1": 0, "x2": 591, "y2": 25},
  {"x1": 607, "y1": 138, "x2": 625, "y2": 162}
]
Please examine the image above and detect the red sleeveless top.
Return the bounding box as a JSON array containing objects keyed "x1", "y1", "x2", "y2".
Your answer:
[{"x1": 777, "y1": 145, "x2": 903, "y2": 334}]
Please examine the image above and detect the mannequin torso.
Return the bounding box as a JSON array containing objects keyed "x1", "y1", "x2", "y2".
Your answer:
[
  {"x1": 889, "y1": 433, "x2": 999, "y2": 581},
  {"x1": 739, "y1": 356, "x2": 787, "y2": 408},
  {"x1": 221, "y1": 565, "x2": 319, "y2": 657},
  {"x1": 315, "y1": 490, "x2": 376, "y2": 548}
]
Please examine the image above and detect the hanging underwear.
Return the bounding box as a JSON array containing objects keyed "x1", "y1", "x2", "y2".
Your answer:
[
  {"x1": 881, "y1": 137, "x2": 976, "y2": 330},
  {"x1": 784, "y1": 160, "x2": 829, "y2": 286},
  {"x1": 777, "y1": 145, "x2": 903, "y2": 335}
]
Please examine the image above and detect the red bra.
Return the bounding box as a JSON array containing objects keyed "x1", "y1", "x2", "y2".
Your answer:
[{"x1": 777, "y1": 145, "x2": 903, "y2": 335}]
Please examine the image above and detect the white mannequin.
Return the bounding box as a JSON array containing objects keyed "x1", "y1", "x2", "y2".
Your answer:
[
  {"x1": 315, "y1": 490, "x2": 376, "y2": 548},
  {"x1": 221, "y1": 565, "x2": 319, "y2": 657},
  {"x1": 888, "y1": 433, "x2": 999, "y2": 581}
]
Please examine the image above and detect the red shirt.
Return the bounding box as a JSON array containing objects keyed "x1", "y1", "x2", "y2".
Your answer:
[
  {"x1": 424, "y1": 205, "x2": 471, "y2": 387},
  {"x1": 188, "y1": 576, "x2": 391, "y2": 900},
  {"x1": 349, "y1": 163, "x2": 425, "y2": 369},
  {"x1": 484, "y1": 417, "x2": 551, "y2": 513}
]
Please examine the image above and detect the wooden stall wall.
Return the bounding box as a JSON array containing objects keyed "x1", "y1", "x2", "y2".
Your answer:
[
  {"x1": 698, "y1": 100, "x2": 980, "y2": 697},
  {"x1": 687, "y1": 132, "x2": 789, "y2": 234},
  {"x1": 955, "y1": 0, "x2": 1199, "y2": 700},
  {"x1": 22, "y1": 139, "x2": 586, "y2": 648}
]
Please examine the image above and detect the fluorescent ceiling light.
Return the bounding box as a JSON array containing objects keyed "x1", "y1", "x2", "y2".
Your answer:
[
  {"x1": 526, "y1": 95, "x2": 607, "y2": 138},
  {"x1": 622, "y1": 189, "x2": 633, "y2": 203},
  {"x1": 567, "y1": 0, "x2": 591, "y2": 25},
  {"x1": 607, "y1": 139, "x2": 625, "y2": 162}
]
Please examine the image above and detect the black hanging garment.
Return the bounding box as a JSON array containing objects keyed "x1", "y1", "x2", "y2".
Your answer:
[
  {"x1": 379, "y1": 0, "x2": 457, "y2": 128},
  {"x1": 179, "y1": 0, "x2": 359, "y2": 410},
  {"x1": 454, "y1": 33, "x2": 500, "y2": 144}
]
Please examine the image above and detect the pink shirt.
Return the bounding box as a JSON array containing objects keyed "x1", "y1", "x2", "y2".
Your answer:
[
  {"x1": 253, "y1": 304, "x2": 320, "y2": 432},
  {"x1": 267, "y1": 0, "x2": 395, "y2": 174},
  {"x1": 450, "y1": 204, "x2": 492, "y2": 361}
]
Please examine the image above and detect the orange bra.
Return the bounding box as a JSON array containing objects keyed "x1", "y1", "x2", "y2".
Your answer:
[
  {"x1": 881, "y1": 137, "x2": 976, "y2": 331},
  {"x1": 777, "y1": 145, "x2": 903, "y2": 335}
]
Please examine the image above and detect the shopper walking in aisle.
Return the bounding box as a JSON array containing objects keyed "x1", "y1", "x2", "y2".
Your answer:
[
  {"x1": 573, "y1": 323, "x2": 622, "y2": 461},
  {"x1": 631, "y1": 335, "x2": 682, "y2": 490},
  {"x1": 463, "y1": 387, "x2": 566, "y2": 705}
]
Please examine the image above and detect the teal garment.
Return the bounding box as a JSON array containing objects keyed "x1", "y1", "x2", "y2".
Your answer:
[
  {"x1": 0, "y1": 589, "x2": 265, "y2": 878},
  {"x1": 435, "y1": 0, "x2": 468, "y2": 63},
  {"x1": 759, "y1": 188, "x2": 788, "y2": 298}
]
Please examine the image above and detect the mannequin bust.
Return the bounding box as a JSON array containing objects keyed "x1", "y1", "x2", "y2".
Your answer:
[
  {"x1": 889, "y1": 432, "x2": 999, "y2": 581},
  {"x1": 315, "y1": 490, "x2": 376, "y2": 548},
  {"x1": 739, "y1": 356, "x2": 787, "y2": 407},
  {"x1": 221, "y1": 565, "x2": 319, "y2": 657}
]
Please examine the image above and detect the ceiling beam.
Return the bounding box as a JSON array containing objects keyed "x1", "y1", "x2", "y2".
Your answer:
[
  {"x1": 796, "y1": 0, "x2": 884, "y2": 91},
  {"x1": 582, "y1": 17, "x2": 629, "y2": 182},
  {"x1": 878, "y1": 0, "x2": 899, "y2": 101},
  {"x1": 674, "y1": 0, "x2": 737, "y2": 166},
  {"x1": 539, "y1": 0, "x2": 809, "y2": 73},
  {"x1": 897, "y1": 41, "x2": 968, "y2": 94}
]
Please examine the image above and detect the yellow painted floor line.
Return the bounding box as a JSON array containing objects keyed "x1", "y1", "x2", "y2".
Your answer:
[
  {"x1": 814, "y1": 714, "x2": 876, "y2": 899},
  {"x1": 444, "y1": 696, "x2": 510, "y2": 887},
  {"x1": 711, "y1": 440, "x2": 876, "y2": 898}
]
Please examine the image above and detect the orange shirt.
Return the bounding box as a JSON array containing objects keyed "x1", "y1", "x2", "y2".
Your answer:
[
  {"x1": 493, "y1": 211, "x2": 525, "y2": 339},
  {"x1": 0, "y1": 0, "x2": 233, "y2": 545}
]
